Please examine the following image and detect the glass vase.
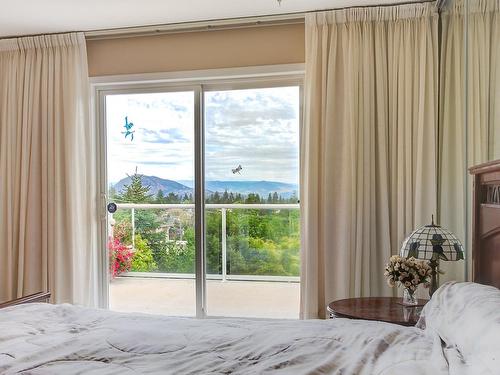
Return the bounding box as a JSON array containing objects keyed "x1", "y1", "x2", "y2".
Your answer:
[{"x1": 402, "y1": 288, "x2": 418, "y2": 306}]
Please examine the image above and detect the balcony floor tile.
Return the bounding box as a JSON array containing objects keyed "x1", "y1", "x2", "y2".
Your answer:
[{"x1": 109, "y1": 277, "x2": 300, "y2": 319}]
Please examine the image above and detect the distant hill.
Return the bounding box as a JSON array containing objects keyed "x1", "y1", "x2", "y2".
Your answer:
[
  {"x1": 113, "y1": 176, "x2": 299, "y2": 199},
  {"x1": 179, "y1": 180, "x2": 298, "y2": 198},
  {"x1": 113, "y1": 175, "x2": 192, "y2": 196}
]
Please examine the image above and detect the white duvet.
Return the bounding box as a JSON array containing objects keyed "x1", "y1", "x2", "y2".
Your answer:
[{"x1": 0, "y1": 303, "x2": 455, "y2": 375}]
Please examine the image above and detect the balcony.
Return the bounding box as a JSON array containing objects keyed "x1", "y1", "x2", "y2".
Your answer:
[
  {"x1": 110, "y1": 278, "x2": 299, "y2": 318},
  {"x1": 108, "y1": 203, "x2": 300, "y2": 319}
]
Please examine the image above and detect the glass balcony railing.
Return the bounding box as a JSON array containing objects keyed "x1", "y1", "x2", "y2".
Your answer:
[{"x1": 108, "y1": 203, "x2": 300, "y2": 282}]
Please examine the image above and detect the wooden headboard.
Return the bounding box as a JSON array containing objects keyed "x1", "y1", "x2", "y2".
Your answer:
[{"x1": 470, "y1": 159, "x2": 500, "y2": 288}]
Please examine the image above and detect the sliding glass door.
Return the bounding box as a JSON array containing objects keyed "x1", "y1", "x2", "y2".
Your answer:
[
  {"x1": 98, "y1": 76, "x2": 301, "y2": 318},
  {"x1": 104, "y1": 89, "x2": 198, "y2": 316},
  {"x1": 204, "y1": 85, "x2": 301, "y2": 318}
]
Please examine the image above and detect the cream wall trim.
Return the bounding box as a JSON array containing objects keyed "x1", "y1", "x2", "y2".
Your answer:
[
  {"x1": 90, "y1": 63, "x2": 305, "y2": 87},
  {"x1": 85, "y1": 13, "x2": 305, "y2": 41},
  {"x1": 86, "y1": 24, "x2": 305, "y2": 77}
]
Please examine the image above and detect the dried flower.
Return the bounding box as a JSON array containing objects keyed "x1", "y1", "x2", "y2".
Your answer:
[{"x1": 384, "y1": 255, "x2": 432, "y2": 293}]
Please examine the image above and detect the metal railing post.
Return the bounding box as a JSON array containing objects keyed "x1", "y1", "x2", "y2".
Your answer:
[
  {"x1": 108, "y1": 212, "x2": 115, "y2": 239},
  {"x1": 221, "y1": 208, "x2": 227, "y2": 282},
  {"x1": 131, "y1": 207, "x2": 135, "y2": 250}
]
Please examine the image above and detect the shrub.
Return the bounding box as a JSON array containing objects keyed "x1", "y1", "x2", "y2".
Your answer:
[
  {"x1": 131, "y1": 235, "x2": 158, "y2": 272},
  {"x1": 113, "y1": 220, "x2": 132, "y2": 245},
  {"x1": 109, "y1": 238, "x2": 133, "y2": 278}
]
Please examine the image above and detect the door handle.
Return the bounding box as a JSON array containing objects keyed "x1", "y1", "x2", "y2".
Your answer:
[{"x1": 107, "y1": 202, "x2": 117, "y2": 213}]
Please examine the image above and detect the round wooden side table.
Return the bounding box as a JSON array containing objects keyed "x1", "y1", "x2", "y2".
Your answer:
[{"x1": 327, "y1": 297, "x2": 428, "y2": 326}]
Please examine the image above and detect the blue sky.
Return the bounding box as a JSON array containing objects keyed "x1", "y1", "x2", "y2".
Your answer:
[{"x1": 106, "y1": 87, "x2": 300, "y2": 185}]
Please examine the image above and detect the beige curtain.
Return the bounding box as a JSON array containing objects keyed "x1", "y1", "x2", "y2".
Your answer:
[
  {"x1": 438, "y1": 0, "x2": 467, "y2": 283},
  {"x1": 468, "y1": 0, "x2": 500, "y2": 160},
  {"x1": 0, "y1": 33, "x2": 98, "y2": 306},
  {"x1": 439, "y1": 0, "x2": 500, "y2": 282},
  {"x1": 301, "y1": 3, "x2": 439, "y2": 318}
]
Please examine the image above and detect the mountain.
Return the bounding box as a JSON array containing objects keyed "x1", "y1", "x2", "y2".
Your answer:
[
  {"x1": 113, "y1": 176, "x2": 299, "y2": 199},
  {"x1": 113, "y1": 175, "x2": 192, "y2": 196},
  {"x1": 179, "y1": 180, "x2": 299, "y2": 198}
]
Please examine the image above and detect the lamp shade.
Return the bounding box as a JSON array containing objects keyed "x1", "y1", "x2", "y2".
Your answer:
[{"x1": 400, "y1": 221, "x2": 464, "y2": 262}]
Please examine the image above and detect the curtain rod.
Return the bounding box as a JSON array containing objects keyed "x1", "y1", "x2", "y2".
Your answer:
[
  {"x1": 0, "y1": 1, "x2": 435, "y2": 41},
  {"x1": 84, "y1": 0, "x2": 436, "y2": 41},
  {"x1": 84, "y1": 14, "x2": 306, "y2": 41},
  {"x1": 0, "y1": 0, "x2": 437, "y2": 41}
]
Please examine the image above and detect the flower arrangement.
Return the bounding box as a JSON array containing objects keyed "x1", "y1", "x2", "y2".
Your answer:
[
  {"x1": 384, "y1": 255, "x2": 433, "y2": 296},
  {"x1": 108, "y1": 238, "x2": 133, "y2": 278}
]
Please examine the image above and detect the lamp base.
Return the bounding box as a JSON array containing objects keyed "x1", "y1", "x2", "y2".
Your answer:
[{"x1": 429, "y1": 258, "x2": 439, "y2": 297}]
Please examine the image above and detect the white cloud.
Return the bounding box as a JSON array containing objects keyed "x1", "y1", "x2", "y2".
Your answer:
[
  {"x1": 106, "y1": 92, "x2": 194, "y2": 183},
  {"x1": 205, "y1": 87, "x2": 299, "y2": 183},
  {"x1": 106, "y1": 87, "x2": 299, "y2": 185}
]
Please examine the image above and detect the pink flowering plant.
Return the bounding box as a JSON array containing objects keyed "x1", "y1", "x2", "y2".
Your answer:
[
  {"x1": 384, "y1": 255, "x2": 432, "y2": 293},
  {"x1": 108, "y1": 238, "x2": 133, "y2": 278}
]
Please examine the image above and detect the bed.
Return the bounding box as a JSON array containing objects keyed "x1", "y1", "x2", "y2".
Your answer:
[
  {"x1": 0, "y1": 300, "x2": 449, "y2": 374},
  {"x1": 0, "y1": 160, "x2": 499, "y2": 374},
  {"x1": 2, "y1": 282, "x2": 499, "y2": 374}
]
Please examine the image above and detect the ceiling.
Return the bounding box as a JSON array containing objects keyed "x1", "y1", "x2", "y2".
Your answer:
[{"x1": 1, "y1": 0, "x2": 415, "y2": 38}]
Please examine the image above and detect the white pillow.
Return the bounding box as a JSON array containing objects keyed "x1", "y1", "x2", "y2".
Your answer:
[{"x1": 417, "y1": 281, "x2": 500, "y2": 373}]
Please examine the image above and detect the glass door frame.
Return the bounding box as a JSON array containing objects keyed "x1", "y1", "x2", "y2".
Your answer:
[{"x1": 92, "y1": 64, "x2": 304, "y2": 317}]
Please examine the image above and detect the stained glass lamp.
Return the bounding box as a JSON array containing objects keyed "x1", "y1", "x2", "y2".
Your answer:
[{"x1": 400, "y1": 216, "x2": 464, "y2": 296}]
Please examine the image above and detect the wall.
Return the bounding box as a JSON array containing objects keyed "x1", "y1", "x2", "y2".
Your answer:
[{"x1": 86, "y1": 23, "x2": 305, "y2": 77}]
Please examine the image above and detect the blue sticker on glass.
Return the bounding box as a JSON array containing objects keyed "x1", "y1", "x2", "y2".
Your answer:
[{"x1": 122, "y1": 116, "x2": 135, "y2": 141}]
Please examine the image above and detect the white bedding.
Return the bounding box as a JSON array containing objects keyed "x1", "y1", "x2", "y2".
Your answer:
[
  {"x1": 0, "y1": 303, "x2": 457, "y2": 375},
  {"x1": 417, "y1": 282, "x2": 500, "y2": 375}
]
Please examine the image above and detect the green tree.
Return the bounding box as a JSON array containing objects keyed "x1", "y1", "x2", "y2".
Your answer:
[
  {"x1": 109, "y1": 186, "x2": 118, "y2": 201},
  {"x1": 245, "y1": 193, "x2": 261, "y2": 203},
  {"x1": 205, "y1": 210, "x2": 222, "y2": 274},
  {"x1": 155, "y1": 228, "x2": 195, "y2": 273},
  {"x1": 212, "y1": 191, "x2": 221, "y2": 203},
  {"x1": 272, "y1": 192, "x2": 279, "y2": 203},
  {"x1": 117, "y1": 170, "x2": 152, "y2": 203},
  {"x1": 155, "y1": 189, "x2": 165, "y2": 203},
  {"x1": 165, "y1": 192, "x2": 179, "y2": 203}
]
